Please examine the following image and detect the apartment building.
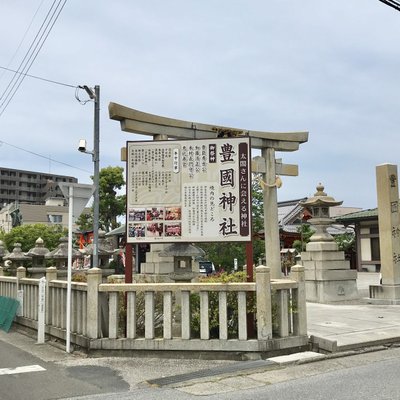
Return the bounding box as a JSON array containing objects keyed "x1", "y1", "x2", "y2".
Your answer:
[{"x1": 0, "y1": 167, "x2": 78, "y2": 207}]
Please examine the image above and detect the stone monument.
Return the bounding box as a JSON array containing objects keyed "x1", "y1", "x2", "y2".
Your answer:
[
  {"x1": 370, "y1": 164, "x2": 400, "y2": 303},
  {"x1": 300, "y1": 184, "x2": 358, "y2": 302}
]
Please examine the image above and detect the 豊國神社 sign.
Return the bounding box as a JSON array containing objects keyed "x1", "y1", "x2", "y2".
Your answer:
[{"x1": 126, "y1": 137, "x2": 251, "y2": 243}]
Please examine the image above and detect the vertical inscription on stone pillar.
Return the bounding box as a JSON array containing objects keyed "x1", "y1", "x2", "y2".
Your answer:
[{"x1": 376, "y1": 164, "x2": 400, "y2": 285}]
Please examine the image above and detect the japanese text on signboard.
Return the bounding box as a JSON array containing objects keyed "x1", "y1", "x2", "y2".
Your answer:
[{"x1": 126, "y1": 138, "x2": 251, "y2": 243}]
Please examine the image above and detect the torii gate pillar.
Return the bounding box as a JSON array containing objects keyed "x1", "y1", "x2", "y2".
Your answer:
[{"x1": 262, "y1": 148, "x2": 281, "y2": 279}]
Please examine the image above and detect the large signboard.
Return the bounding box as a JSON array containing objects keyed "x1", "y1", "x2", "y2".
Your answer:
[{"x1": 126, "y1": 138, "x2": 251, "y2": 243}]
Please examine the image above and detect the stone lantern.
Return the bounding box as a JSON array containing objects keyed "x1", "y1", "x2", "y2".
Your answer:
[
  {"x1": 3, "y1": 243, "x2": 31, "y2": 273},
  {"x1": 159, "y1": 243, "x2": 205, "y2": 282},
  {"x1": 45, "y1": 237, "x2": 82, "y2": 269},
  {"x1": 82, "y1": 230, "x2": 114, "y2": 268},
  {"x1": 300, "y1": 183, "x2": 343, "y2": 245},
  {"x1": 159, "y1": 242, "x2": 205, "y2": 336},
  {"x1": 299, "y1": 184, "x2": 358, "y2": 303},
  {"x1": 26, "y1": 237, "x2": 50, "y2": 269}
]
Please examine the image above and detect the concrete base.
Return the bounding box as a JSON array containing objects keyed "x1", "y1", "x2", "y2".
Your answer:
[
  {"x1": 306, "y1": 279, "x2": 359, "y2": 303},
  {"x1": 141, "y1": 262, "x2": 174, "y2": 274},
  {"x1": 369, "y1": 284, "x2": 400, "y2": 304},
  {"x1": 141, "y1": 243, "x2": 175, "y2": 275},
  {"x1": 89, "y1": 335, "x2": 310, "y2": 358},
  {"x1": 302, "y1": 241, "x2": 359, "y2": 303}
]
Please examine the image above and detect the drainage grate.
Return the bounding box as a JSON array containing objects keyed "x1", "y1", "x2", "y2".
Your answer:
[{"x1": 147, "y1": 359, "x2": 276, "y2": 387}]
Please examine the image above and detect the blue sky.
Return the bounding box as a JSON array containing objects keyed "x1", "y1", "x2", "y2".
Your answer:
[{"x1": 0, "y1": 0, "x2": 399, "y2": 209}]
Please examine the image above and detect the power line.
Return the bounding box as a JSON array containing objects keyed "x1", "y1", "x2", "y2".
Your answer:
[
  {"x1": 0, "y1": 3, "x2": 93, "y2": 177},
  {"x1": 0, "y1": 140, "x2": 92, "y2": 174},
  {"x1": 0, "y1": 0, "x2": 46, "y2": 83},
  {"x1": 0, "y1": 1, "x2": 68, "y2": 114},
  {"x1": 378, "y1": 0, "x2": 400, "y2": 12},
  {"x1": 0, "y1": 0, "x2": 68, "y2": 117},
  {"x1": 0, "y1": 65, "x2": 76, "y2": 89}
]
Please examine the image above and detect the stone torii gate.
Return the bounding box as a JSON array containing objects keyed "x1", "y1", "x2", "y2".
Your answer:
[{"x1": 109, "y1": 102, "x2": 308, "y2": 279}]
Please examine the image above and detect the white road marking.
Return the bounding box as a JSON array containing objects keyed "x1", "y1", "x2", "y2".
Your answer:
[{"x1": 0, "y1": 365, "x2": 46, "y2": 376}]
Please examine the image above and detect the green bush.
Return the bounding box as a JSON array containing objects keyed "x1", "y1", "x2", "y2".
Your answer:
[
  {"x1": 190, "y1": 271, "x2": 256, "y2": 339},
  {"x1": 72, "y1": 273, "x2": 87, "y2": 282},
  {"x1": 135, "y1": 291, "x2": 164, "y2": 337},
  {"x1": 107, "y1": 277, "x2": 164, "y2": 337}
]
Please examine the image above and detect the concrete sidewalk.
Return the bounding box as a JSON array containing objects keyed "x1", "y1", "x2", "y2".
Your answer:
[{"x1": 307, "y1": 272, "x2": 400, "y2": 352}]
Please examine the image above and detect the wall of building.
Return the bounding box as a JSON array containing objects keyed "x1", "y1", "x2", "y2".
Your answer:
[
  {"x1": 359, "y1": 223, "x2": 380, "y2": 272},
  {"x1": 0, "y1": 167, "x2": 77, "y2": 207},
  {"x1": 0, "y1": 201, "x2": 88, "y2": 233}
]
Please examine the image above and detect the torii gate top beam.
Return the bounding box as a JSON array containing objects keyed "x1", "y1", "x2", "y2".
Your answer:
[{"x1": 109, "y1": 102, "x2": 308, "y2": 151}]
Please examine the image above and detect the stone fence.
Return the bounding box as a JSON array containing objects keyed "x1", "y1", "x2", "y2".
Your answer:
[{"x1": 0, "y1": 265, "x2": 308, "y2": 357}]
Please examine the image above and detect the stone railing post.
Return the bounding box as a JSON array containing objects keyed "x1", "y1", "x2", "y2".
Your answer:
[
  {"x1": 15, "y1": 266, "x2": 26, "y2": 312},
  {"x1": 16, "y1": 266, "x2": 26, "y2": 292},
  {"x1": 256, "y1": 265, "x2": 272, "y2": 340},
  {"x1": 16, "y1": 266, "x2": 26, "y2": 280},
  {"x1": 0, "y1": 266, "x2": 3, "y2": 276},
  {"x1": 86, "y1": 267, "x2": 102, "y2": 339},
  {"x1": 46, "y1": 266, "x2": 57, "y2": 282},
  {"x1": 290, "y1": 264, "x2": 307, "y2": 336},
  {"x1": 45, "y1": 267, "x2": 57, "y2": 325}
]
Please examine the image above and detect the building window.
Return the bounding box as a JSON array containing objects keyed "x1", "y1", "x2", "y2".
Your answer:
[
  {"x1": 370, "y1": 226, "x2": 379, "y2": 235},
  {"x1": 48, "y1": 215, "x2": 62, "y2": 223},
  {"x1": 371, "y1": 237, "x2": 380, "y2": 261}
]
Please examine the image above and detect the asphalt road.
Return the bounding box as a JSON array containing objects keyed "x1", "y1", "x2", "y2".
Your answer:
[
  {"x1": 0, "y1": 330, "x2": 233, "y2": 400},
  {"x1": 2, "y1": 328, "x2": 400, "y2": 400},
  {"x1": 61, "y1": 348, "x2": 400, "y2": 400},
  {"x1": 0, "y1": 339, "x2": 129, "y2": 400}
]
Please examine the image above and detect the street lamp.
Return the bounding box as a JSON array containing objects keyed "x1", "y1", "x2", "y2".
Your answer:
[{"x1": 78, "y1": 84, "x2": 100, "y2": 269}]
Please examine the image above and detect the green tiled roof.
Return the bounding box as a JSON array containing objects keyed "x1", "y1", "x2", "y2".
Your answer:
[
  {"x1": 106, "y1": 225, "x2": 125, "y2": 236},
  {"x1": 335, "y1": 208, "x2": 377, "y2": 223}
]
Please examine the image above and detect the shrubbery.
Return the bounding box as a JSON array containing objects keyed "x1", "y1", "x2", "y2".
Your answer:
[{"x1": 190, "y1": 271, "x2": 256, "y2": 338}]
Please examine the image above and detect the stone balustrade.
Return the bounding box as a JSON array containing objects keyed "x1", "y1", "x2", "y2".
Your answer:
[{"x1": 0, "y1": 264, "x2": 308, "y2": 356}]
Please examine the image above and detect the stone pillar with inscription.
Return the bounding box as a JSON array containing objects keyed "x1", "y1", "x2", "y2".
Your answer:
[{"x1": 370, "y1": 164, "x2": 400, "y2": 303}]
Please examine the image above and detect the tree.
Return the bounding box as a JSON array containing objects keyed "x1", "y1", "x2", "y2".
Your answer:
[
  {"x1": 251, "y1": 174, "x2": 266, "y2": 264},
  {"x1": 99, "y1": 166, "x2": 126, "y2": 231},
  {"x1": 292, "y1": 224, "x2": 314, "y2": 253},
  {"x1": 76, "y1": 166, "x2": 126, "y2": 233},
  {"x1": 75, "y1": 212, "x2": 93, "y2": 232},
  {"x1": 334, "y1": 231, "x2": 355, "y2": 252},
  {"x1": 198, "y1": 242, "x2": 246, "y2": 272},
  {"x1": 251, "y1": 174, "x2": 264, "y2": 233},
  {"x1": 292, "y1": 225, "x2": 355, "y2": 255},
  {"x1": 0, "y1": 224, "x2": 67, "y2": 252}
]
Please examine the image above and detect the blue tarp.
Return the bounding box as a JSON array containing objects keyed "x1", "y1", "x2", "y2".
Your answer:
[{"x1": 0, "y1": 296, "x2": 19, "y2": 332}]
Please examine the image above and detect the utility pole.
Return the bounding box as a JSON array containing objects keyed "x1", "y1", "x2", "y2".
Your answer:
[
  {"x1": 78, "y1": 84, "x2": 100, "y2": 269},
  {"x1": 92, "y1": 85, "x2": 100, "y2": 269}
]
